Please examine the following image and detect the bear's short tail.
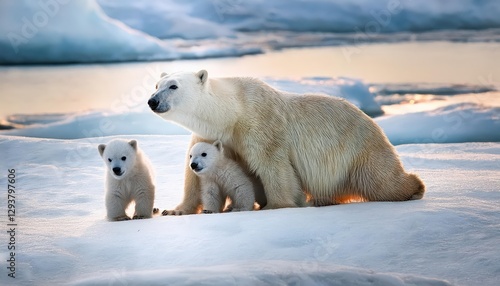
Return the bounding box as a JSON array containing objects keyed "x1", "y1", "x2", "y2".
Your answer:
[{"x1": 408, "y1": 173, "x2": 425, "y2": 200}]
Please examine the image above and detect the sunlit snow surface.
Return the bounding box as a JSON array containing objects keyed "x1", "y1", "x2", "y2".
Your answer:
[{"x1": 0, "y1": 135, "x2": 499, "y2": 285}]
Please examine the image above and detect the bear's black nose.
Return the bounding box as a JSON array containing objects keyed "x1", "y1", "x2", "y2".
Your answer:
[
  {"x1": 112, "y1": 167, "x2": 121, "y2": 175},
  {"x1": 190, "y1": 162, "x2": 198, "y2": 170},
  {"x1": 148, "y1": 98, "x2": 159, "y2": 110}
]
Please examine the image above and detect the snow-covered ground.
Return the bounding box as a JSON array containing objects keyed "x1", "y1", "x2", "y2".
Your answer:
[
  {"x1": 0, "y1": 135, "x2": 499, "y2": 285},
  {"x1": 2, "y1": 0, "x2": 500, "y2": 64}
]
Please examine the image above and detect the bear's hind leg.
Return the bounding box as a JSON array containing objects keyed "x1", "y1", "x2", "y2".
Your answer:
[
  {"x1": 407, "y1": 173, "x2": 425, "y2": 200},
  {"x1": 374, "y1": 172, "x2": 425, "y2": 201},
  {"x1": 354, "y1": 169, "x2": 425, "y2": 202}
]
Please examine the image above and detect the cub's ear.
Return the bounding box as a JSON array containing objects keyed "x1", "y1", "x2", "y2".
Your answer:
[
  {"x1": 98, "y1": 144, "x2": 106, "y2": 157},
  {"x1": 197, "y1": 70, "x2": 208, "y2": 84},
  {"x1": 213, "y1": 140, "x2": 223, "y2": 152},
  {"x1": 160, "y1": 72, "x2": 168, "y2": 78},
  {"x1": 129, "y1": 140, "x2": 137, "y2": 150}
]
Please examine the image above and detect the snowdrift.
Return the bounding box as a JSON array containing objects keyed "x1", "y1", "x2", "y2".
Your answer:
[{"x1": 378, "y1": 103, "x2": 500, "y2": 145}]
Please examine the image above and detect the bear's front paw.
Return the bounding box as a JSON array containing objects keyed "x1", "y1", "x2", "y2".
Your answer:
[
  {"x1": 162, "y1": 209, "x2": 184, "y2": 216},
  {"x1": 132, "y1": 215, "x2": 145, "y2": 220},
  {"x1": 113, "y1": 216, "x2": 131, "y2": 221},
  {"x1": 201, "y1": 210, "x2": 214, "y2": 214}
]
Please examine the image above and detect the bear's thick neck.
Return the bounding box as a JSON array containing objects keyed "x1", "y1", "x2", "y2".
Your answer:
[{"x1": 174, "y1": 79, "x2": 240, "y2": 141}]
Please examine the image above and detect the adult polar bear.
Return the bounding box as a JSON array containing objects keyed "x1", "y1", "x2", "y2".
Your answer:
[{"x1": 148, "y1": 70, "x2": 425, "y2": 215}]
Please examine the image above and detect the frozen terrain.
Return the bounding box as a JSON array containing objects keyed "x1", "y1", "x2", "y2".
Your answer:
[
  {"x1": 2, "y1": 0, "x2": 500, "y2": 64},
  {"x1": 0, "y1": 135, "x2": 499, "y2": 285}
]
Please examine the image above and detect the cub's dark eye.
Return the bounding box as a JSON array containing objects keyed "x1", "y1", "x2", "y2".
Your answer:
[
  {"x1": 155, "y1": 83, "x2": 158, "y2": 89},
  {"x1": 189, "y1": 155, "x2": 192, "y2": 158},
  {"x1": 169, "y1": 85, "x2": 178, "y2": 90},
  {"x1": 108, "y1": 158, "x2": 112, "y2": 162},
  {"x1": 201, "y1": 153, "x2": 207, "y2": 157},
  {"x1": 121, "y1": 156, "x2": 126, "y2": 161}
]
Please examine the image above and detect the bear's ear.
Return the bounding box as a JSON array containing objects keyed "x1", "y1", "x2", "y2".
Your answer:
[
  {"x1": 98, "y1": 144, "x2": 106, "y2": 157},
  {"x1": 213, "y1": 140, "x2": 223, "y2": 152},
  {"x1": 197, "y1": 70, "x2": 208, "y2": 84},
  {"x1": 129, "y1": 140, "x2": 137, "y2": 150},
  {"x1": 160, "y1": 72, "x2": 168, "y2": 78}
]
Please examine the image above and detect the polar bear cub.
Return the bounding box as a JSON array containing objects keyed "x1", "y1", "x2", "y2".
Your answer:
[
  {"x1": 98, "y1": 139, "x2": 155, "y2": 221},
  {"x1": 189, "y1": 141, "x2": 255, "y2": 213}
]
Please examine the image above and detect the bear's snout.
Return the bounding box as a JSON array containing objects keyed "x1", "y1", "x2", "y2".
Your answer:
[
  {"x1": 190, "y1": 162, "x2": 203, "y2": 172},
  {"x1": 112, "y1": 167, "x2": 122, "y2": 176},
  {"x1": 148, "y1": 98, "x2": 159, "y2": 110}
]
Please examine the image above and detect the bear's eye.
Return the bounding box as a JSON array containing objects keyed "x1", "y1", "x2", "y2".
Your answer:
[
  {"x1": 121, "y1": 156, "x2": 126, "y2": 161},
  {"x1": 189, "y1": 155, "x2": 192, "y2": 158},
  {"x1": 108, "y1": 158, "x2": 112, "y2": 162},
  {"x1": 169, "y1": 85, "x2": 178, "y2": 90},
  {"x1": 155, "y1": 83, "x2": 158, "y2": 89},
  {"x1": 201, "y1": 153, "x2": 207, "y2": 157}
]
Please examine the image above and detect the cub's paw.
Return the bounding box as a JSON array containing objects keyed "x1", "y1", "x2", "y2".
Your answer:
[
  {"x1": 113, "y1": 216, "x2": 131, "y2": 221},
  {"x1": 162, "y1": 209, "x2": 184, "y2": 216},
  {"x1": 153, "y1": 208, "x2": 160, "y2": 214},
  {"x1": 132, "y1": 215, "x2": 145, "y2": 220},
  {"x1": 202, "y1": 210, "x2": 214, "y2": 214}
]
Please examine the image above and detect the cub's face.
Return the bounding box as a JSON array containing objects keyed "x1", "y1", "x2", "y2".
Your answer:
[
  {"x1": 189, "y1": 141, "x2": 222, "y2": 175},
  {"x1": 148, "y1": 70, "x2": 208, "y2": 119},
  {"x1": 98, "y1": 140, "x2": 138, "y2": 180}
]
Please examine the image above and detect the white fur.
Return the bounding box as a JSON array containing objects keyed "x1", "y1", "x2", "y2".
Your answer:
[
  {"x1": 189, "y1": 141, "x2": 255, "y2": 213},
  {"x1": 149, "y1": 70, "x2": 425, "y2": 214},
  {"x1": 98, "y1": 139, "x2": 155, "y2": 221}
]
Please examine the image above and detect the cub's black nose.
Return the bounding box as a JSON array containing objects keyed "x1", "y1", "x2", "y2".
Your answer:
[
  {"x1": 112, "y1": 167, "x2": 121, "y2": 175},
  {"x1": 148, "y1": 98, "x2": 159, "y2": 110},
  {"x1": 190, "y1": 162, "x2": 198, "y2": 170}
]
